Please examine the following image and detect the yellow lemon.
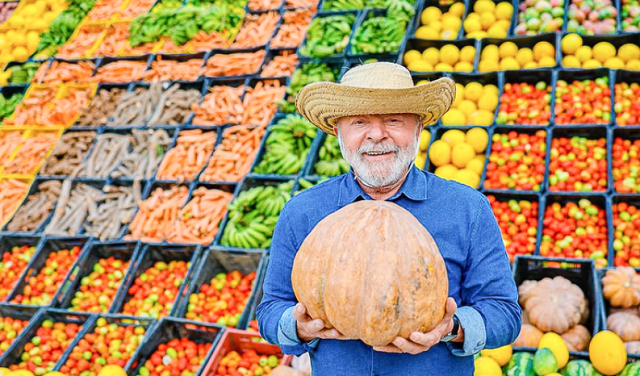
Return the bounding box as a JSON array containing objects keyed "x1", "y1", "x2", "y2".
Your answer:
[
  {"x1": 429, "y1": 140, "x2": 452, "y2": 167},
  {"x1": 562, "y1": 55, "x2": 581, "y2": 68},
  {"x1": 441, "y1": 129, "x2": 466, "y2": 147},
  {"x1": 627, "y1": 59, "x2": 640, "y2": 70},
  {"x1": 460, "y1": 45, "x2": 476, "y2": 63},
  {"x1": 407, "y1": 60, "x2": 434, "y2": 72},
  {"x1": 473, "y1": 154, "x2": 486, "y2": 164},
  {"x1": 495, "y1": 1, "x2": 513, "y2": 20},
  {"x1": 593, "y1": 41, "x2": 616, "y2": 63},
  {"x1": 464, "y1": 82, "x2": 483, "y2": 102},
  {"x1": 533, "y1": 41, "x2": 555, "y2": 61},
  {"x1": 421, "y1": 6, "x2": 442, "y2": 24},
  {"x1": 480, "y1": 345, "x2": 512, "y2": 367},
  {"x1": 454, "y1": 168, "x2": 481, "y2": 189},
  {"x1": 605, "y1": 57, "x2": 625, "y2": 69},
  {"x1": 453, "y1": 83, "x2": 465, "y2": 107},
  {"x1": 589, "y1": 330, "x2": 627, "y2": 376},
  {"x1": 464, "y1": 18, "x2": 482, "y2": 33},
  {"x1": 466, "y1": 127, "x2": 489, "y2": 153},
  {"x1": 500, "y1": 57, "x2": 520, "y2": 70},
  {"x1": 575, "y1": 45, "x2": 592, "y2": 62},
  {"x1": 435, "y1": 62, "x2": 454, "y2": 71},
  {"x1": 404, "y1": 50, "x2": 422, "y2": 65},
  {"x1": 538, "y1": 332, "x2": 569, "y2": 369},
  {"x1": 583, "y1": 59, "x2": 602, "y2": 69},
  {"x1": 415, "y1": 152, "x2": 427, "y2": 170},
  {"x1": 480, "y1": 11, "x2": 496, "y2": 29},
  {"x1": 419, "y1": 129, "x2": 431, "y2": 151},
  {"x1": 474, "y1": 0, "x2": 496, "y2": 14},
  {"x1": 478, "y1": 59, "x2": 499, "y2": 72},
  {"x1": 499, "y1": 41, "x2": 518, "y2": 58},
  {"x1": 441, "y1": 29, "x2": 458, "y2": 40},
  {"x1": 422, "y1": 47, "x2": 440, "y2": 65},
  {"x1": 481, "y1": 44, "x2": 499, "y2": 61},
  {"x1": 458, "y1": 100, "x2": 478, "y2": 117},
  {"x1": 12, "y1": 371, "x2": 35, "y2": 376},
  {"x1": 442, "y1": 15, "x2": 462, "y2": 32},
  {"x1": 31, "y1": 19, "x2": 48, "y2": 29},
  {"x1": 21, "y1": 4, "x2": 39, "y2": 18},
  {"x1": 429, "y1": 20, "x2": 443, "y2": 32},
  {"x1": 441, "y1": 108, "x2": 466, "y2": 126},
  {"x1": 454, "y1": 61, "x2": 474, "y2": 72},
  {"x1": 561, "y1": 33, "x2": 583, "y2": 54},
  {"x1": 487, "y1": 25, "x2": 507, "y2": 38},
  {"x1": 516, "y1": 47, "x2": 534, "y2": 66},
  {"x1": 415, "y1": 26, "x2": 439, "y2": 40},
  {"x1": 477, "y1": 94, "x2": 498, "y2": 112},
  {"x1": 12, "y1": 46, "x2": 29, "y2": 61},
  {"x1": 449, "y1": 2, "x2": 465, "y2": 17},
  {"x1": 618, "y1": 43, "x2": 640, "y2": 62},
  {"x1": 483, "y1": 84, "x2": 499, "y2": 96},
  {"x1": 416, "y1": 79, "x2": 430, "y2": 86},
  {"x1": 452, "y1": 142, "x2": 476, "y2": 168},
  {"x1": 98, "y1": 365, "x2": 128, "y2": 376},
  {"x1": 465, "y1": 158, "x2": 485, "y2": 175},
  {"x1": 523, "y1": 61, "x2": 538, "y2": 69},
  {"x1": 468, "y1": 30, "x2": 488, "y2": 39},
  {"x1": 44, "y1": 11, "x2": 58, "y2": 23},
  {"x1": 12, "y1": 33, "x2": 27, "y2": 47},
  {"x1": 0, "y1": 368, "x2": 11, "y2": 376},
  {"x1": 27, "y1": 31, "x2": 40, "y2": 52},
  {"x1": 440, "y1": 44, "x2": 460, "y2": 65},
  {"x1": 538, "y1": 56, "x2": 556, "y2": 67},
  {"x1": 434, "y1": 164, "x2": 458, "y2": 180},
  {"x1": 470, "y1": 110, "x2": 494, "y2": 126}
]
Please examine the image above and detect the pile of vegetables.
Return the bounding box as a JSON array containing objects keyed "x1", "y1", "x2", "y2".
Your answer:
[
  {"x1": 299, "y1": 13, "x2": 356, "y2": 58},
  {"x1": 278, "y1": 62, "x2": 340, "y2": 113},
  {"x1": 35, "y1": 0, "x2": 97, "y2": 58}
]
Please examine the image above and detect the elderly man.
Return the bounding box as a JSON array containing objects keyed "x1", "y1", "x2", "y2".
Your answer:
[{"x1": 256, "y1": 62, "x2": 521, "y2": 375}]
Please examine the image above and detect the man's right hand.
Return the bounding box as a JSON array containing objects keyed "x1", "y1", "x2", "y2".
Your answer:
[{"x1": 293, "y1": 303, "x2": 345, "y2": 343}]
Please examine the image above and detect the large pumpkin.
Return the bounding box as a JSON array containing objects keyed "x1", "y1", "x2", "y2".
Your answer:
[
  {"x1": 291, "y1": 200, "x2": 448, "y2": 347},
  {"x1": 602, "y1": 267, "x2": 640, "y2": 308}
]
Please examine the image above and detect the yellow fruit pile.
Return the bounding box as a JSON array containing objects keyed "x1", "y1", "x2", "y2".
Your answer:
[
  {"x1": 463, "y1": 0, "x2": 513, "y2": 39},
  {"x1": 561, "y1": 34, "x2": 640, "y2": 70},
  {"x1": 3, "y1": 0, "x2": 64, "y2": 30},
  {"x1": 478, "y1": 41, "x2": 556, "y2": 72},
  {"x1": 415, "y1": 3, "x2": 465, "y2": 40},
  {"x1": 429, "y1": 127, "x2": 488, "y2": 188},
  {"x1": 415, "y1": 128, "x2": 431, "y2": 170},
  {"x1": 404, "y1": 44, "x2": 476, "y2": 72},
  {"x1": 441, "y1": 82, "x2": 498, "y2": 126},
  {"x1": 0, "y1": 29, "x2": 42, "y2": 64}
]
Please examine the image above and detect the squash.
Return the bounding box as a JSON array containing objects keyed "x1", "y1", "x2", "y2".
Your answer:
[
  {"x1": 625, "y1": 341, "x2": 640, "y2": 354},
  {"x1": 514, "y1": 324, "x2": 544, "y2": 348},
  {"x1": 290, "y1": 200, "x2": 448, "y2": 347},
  {"x1": 561, "y1": 325, "x2": 591, "y2": 352},
  {"x1": 523, "y1": 276, "x2": 589, "y2": 334},
  {"x1": 589, "y1": 330, "x2": 627, "y2": 376},
  {"x1": 602, "y1": 267, "x2": 640, "y2": 308},
  {"x1": 504, "y1": 352, "x2": 535, "y2": 376},
  {"x1": 519, "y1": 280, "x2": 538, "y2": 306},
  {"x1": 607, "y1": 312, "x2": 640, "y2": 342},
  {"x1": 608, "y1": 307, "x2": 640, "y2": 317}
]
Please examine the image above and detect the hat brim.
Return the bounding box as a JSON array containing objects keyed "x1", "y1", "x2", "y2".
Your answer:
[{"x1": 295, "y1": 77, "x2": 456, "y2": 134}]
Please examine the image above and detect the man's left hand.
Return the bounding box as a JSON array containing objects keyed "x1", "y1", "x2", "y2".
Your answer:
[{"x1": 373, "y1": 297, "x2": 460, "y2": 354}]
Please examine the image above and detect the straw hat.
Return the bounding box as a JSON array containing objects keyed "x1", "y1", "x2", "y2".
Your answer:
[{"x1": 295, "y1": 62, "x2": 456, "y2": 135}]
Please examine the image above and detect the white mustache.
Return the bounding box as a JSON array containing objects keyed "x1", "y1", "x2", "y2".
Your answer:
[{"x1": 358, "y1": 143, "x2": 400, "y2": 154}]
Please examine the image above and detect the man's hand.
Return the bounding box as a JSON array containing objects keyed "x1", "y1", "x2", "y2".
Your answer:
[
  {"x1": 293, "y1": 303, "x2": 345, "y2": 343},
  {"x1": 373, "y1": 298, "x2": 461, "y2": 354}
]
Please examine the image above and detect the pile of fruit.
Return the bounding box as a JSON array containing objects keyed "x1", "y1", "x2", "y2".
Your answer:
[
  {"x1": 0, "y1": 245, "x2": 37, "y2": 301},
  {"x1": 561, "y1": 34, "x2": 640, "y2": 69},
  {"x1": 515, "y1": 0, "x2": 565, "y2": 35},
  {"x1": 548, "y1": 135, "x2": 608, "y2": 192},
  {"x1": 554, "y1": 76, "x2": 612, "y2": 125},
  {"x1": 478, "y1": 40, "x2": 557, "y2": 71},
  {"x1": 428, "y1": 127, "x2": 488, "y2": 188},
  {"x1": 213, "y1": 349, "x2": 281, "y2": 376},
  {"x1": 566, "y1": 0, "x2": 618, "y2": 34},
  {"x1": 612, "y1": 136, "x2": 640, "y2": 193},
  {"x1": 614, "y1": 81, "x2": 640, "y2": 126},
  {"x1": 462, "y1": 0, "x2": 513, "y2": 39},
  {"x1": 404, "y1": 43, "x2": 477, "y2": 72},
  {"x1": 487, "y1": 195, "x2": 539, "y2": 261},
  {"x1": 0, "y1": 316, "x2": 31, "y2": 356},
  {"x1": 440, "y1": 82, "x2": 498, "y2": 126},
  {"x1": 136, "y1": 338, "x2": 211, "y2": 376},
  {"x1": 496, "y1": 81, "x2": 552, "y2": 125},
  {"x1": 68, "y1": 257, "x2": 131, "y2": 313},
  {"x1": 601, "y1": 267, "x2": 640, "y2": 354},
  {"x1": 414, "y1": 3, "x2": 465, "y2": 40},
  {"x1": 611, "y1": 204, "x2": 640, "y2": 267},
  {"x1": 313, "y1": 135, "x2": 351, "y2": 177}
]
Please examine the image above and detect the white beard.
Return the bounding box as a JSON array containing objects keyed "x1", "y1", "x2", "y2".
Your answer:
[{"x1": 337, "y1": 127, "x2": 420, "y2": 188}]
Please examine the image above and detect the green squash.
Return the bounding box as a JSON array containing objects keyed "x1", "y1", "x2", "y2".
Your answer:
[
  {"x1": 504, "y1": 352, "x2": 535, "y2": 376},
  {"x1": 533, "y1": 348, "x2": 558, "y2": 375},
  {"x1": 620, "y1": 362, "x2": 640, "y2": 376},
  {"x1": 561, "y1": 360, "x2": 595, "y2": 376}
]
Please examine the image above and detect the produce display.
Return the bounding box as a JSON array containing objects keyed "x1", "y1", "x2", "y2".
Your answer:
[
  {"x1": 439, "y1": 81, "x2": 498, "y2": 126},
  {"x1": 414, "y1": 3, "x2": 465, "y2": 40},
  {"x1": 615, "y1": 81, "x2": 640, "y2": 126},
  {"x1": 612, "y1": 202, "x2": 640, "y2": 267},
  {"x1": 477, "y1": 40, "x2": 557, "y2": 71},
  {"x1": 135, "y1": 338, "x2": 211, "y2": 376},
  {"x1": 463, "y1": 0, "x2": 513, "y2": 39},
  {"x1": 496, "y1": 81, "x2": 552, "y2": 125},
  {"x1": 312, "y1": 135, "x2": 351, "y2": 177},
  {"x1": 404, "y1": 43, "x2": 477, "y2": 72},
  {"x1": 554, "y1": 76, "x2": 611, "y2": 124},
  {"x1": 486, "y1": 195, "x2": 539, "y2": 261},
  {"x1": 0, "y1": 245, "x2": 37, "y2": 301},
  {"x1": 548, "y1": 135, "x2": 608, "y2": 192},
  {"x1": 298, "y1": 13, "x2": 356, "y2": 58},
  {"x1": 428, "y1": 127, "x2": 489, "y2": 188},
  {"x1": 0, "y1": 316, "x2": 31, "y2": 356},
  {"x1": 561, "y1": 35, "x2": 640, "y2": 69},
  {"x1": 68, "y1": 256, "x2": 131, "y2": 313}
]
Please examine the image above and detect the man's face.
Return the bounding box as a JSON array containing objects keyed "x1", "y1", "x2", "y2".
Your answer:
[{"x1": 336, "y1": 113, "x2": 421, "y2": 188}]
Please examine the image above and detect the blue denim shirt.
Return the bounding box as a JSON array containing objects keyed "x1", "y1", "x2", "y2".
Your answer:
[{"x1": 257, "y1": 165, "x2": 522, "y2": 376}]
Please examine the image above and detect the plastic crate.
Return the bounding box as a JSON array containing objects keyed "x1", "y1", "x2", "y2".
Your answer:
[
  {"x1": 463, "y1": 0, "x2": 518, "y2": 38},
  {"x1": 0, "y1": 304, "x2": 41, "y2": 361},
  {"x1": 175, "y1": 247, "x2": 266, "y2": 330},
  {"x1": 613, "y1": 69, "x2": 640, "y2": 127},
  {"x1": 0, "y1": 234, "x2": 44, "y2": 302},
  {"x1": 399, "y1": 38, "x2": 479, "y2": 74},
  {"x1": 554, "y1": 68, "x2": 615, "y2": 127},
  {"x1": 259, "y1": 49, "x2": 299, "y2": 78},
  {"x1": 607, "y1": 194, "x2": 640, "y2": 268},
  {"x1": 73, "y1": 83, "x2": 130, "y2": 129},
  {"x1": 447, "y1": 72, "x2": 502, "y2": 126},
  {"x1": 477, "y1": 33, "x2": 560, "y2": 72},
  {"x1": 409, "y1": 0, "x2": 466, "y2": 40},
  {"x1": 500, "y1": 69, "x2": 556, "y2": 126},
  {"x1": 297, "y1": 11, "x2": 360, "y2": 61},
  {"x1": 127, "y1": 317, "x2": 223, "y2": 376},
  {"x1": 0, "y1": 178, "x2": 62, "y2": 235},
  {"x1": 610, "y1": 126, "x2": 640, "y2": 195}
]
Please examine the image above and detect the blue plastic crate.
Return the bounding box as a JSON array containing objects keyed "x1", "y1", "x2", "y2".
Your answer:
[
  {"x1": 613, "y1": 69, "x2": 640, "y2": 127},
  {"x1": 553, "y1": 68, "x2": 615, "y2": 127},
  {"x1": 499, "y1": 69, "x2": 556, "y2": 126}
]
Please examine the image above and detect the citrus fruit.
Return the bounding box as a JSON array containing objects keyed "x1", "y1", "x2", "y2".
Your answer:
[
  {"x1": 627, "y1": 60, "x2": 640, "y2": 70},
  {"x1": 441, "y1": 129, "x2": 466, "y2": 147},
  {"x1": 12, "y1": 33, "x2": 27, "y2": 47},
  {"x1": 538, "y1": 56, "x2": 556, "y2": 67},
  {"x1": 516, "y1": 48, "x2": 534, "y2": 66},
  {"x1": 583, "y1": 59, "x2": 602, "y2": 69},
  {"x1": 455, "y1": 61, "x2": 473, "y2": 71},
  {"x1": 415, "y1": 26, "x2": 439, "y2": 39},
  {"x1": 422, "y1": 47, "x2": 440, "y2": 65},
  {"x1": 460, "y1": 45, "x2": 476, "y2": 62},
  {"x1": 538, "y1": 332, "x2": 569, "y2": 369},
  {"x1": 452, "y1": 142, "x2": 475, "y2": 168},
  {"x1": 98, "y1": 365, "x2": 128, "y2": 376},
  {"x1": 470, "y1": 110, "x2": 494, "y2": 126},
  {"x1": 466, "y1": 127, "x2": 489, "y2": 153},
  {"x1": 561, "y1": 33, "x2": 582, "y2": 54},
  {"x1": 481, "y1": 44, "x2": 499, "y2": 61},
  {"x1": 0, "y1": 368, "x2": 11, "y2": 376},
  {"x1": 523, "y1": 61, "x2": 538, "y2": 69},
  {"x1": 480, "y1": 345, "x2": 513, "y2": 367},
  {"x1": 404, "y1": 50, "x2": 422, "y2": 65},
  {"x1": 480, "y1": 12, "x2": 496, "y2": 29},
  {"x1": 500, "y1": 57, "x2": 520, "y2": 70},
  {"x1": 449, "y1": 2, "x2": 465, "y2": 17},
  {"x1": 453, "y1": 168, "x2": 481, "y2": 188},
  {"x1": 442, "y1": 108, "x2": 466, "y2": 126},
  {"x1": 533, "y1": 41, "x2": 555, "y2": 61},
  {"x1": 434, "y1": 164, "x2": 458, "y2": 180},
  {"x1": 429, "y1": 140, "x2": 452, "y2": 167},
  {"x1": 464, "y1": 82, "x2": 483, "y2": 101},
  {"x1": 435, "y1": 62, "x2": 454, "y2": 71},
  {"x1": 440, "y1": 44, "x2": 460, "y2": 65},
  {"x1": 407, "y1": 60, "x2": 434, "y2": 72},
  {"x1": 589, "y1": 330, "x2": 627, "y2": 376},
  {"x1": 442, "y1": 15, "x2": 462, "y2": 32},
  {"x1": 458, "y1": 99, "x2": 478, "y2": 117},
  {"x1": 495, "y1": 1, "x2": 513, "y2": 20},
  {"x1": 12, "y1": 46, "x2": 29, "y2": 61},
  {"x1": 499, "y1": 41, "x2": 518, "y2": 58},
  {"x1": 562, "y1": 55, "x2": 581, "y2": 68},
  {"x1": 605, "y1": 57, "x2": 625, "y2": 69},
  {"x1": 619, "y1": 43, "x2": 640, "y2": 62},
  {"x1": 487, "y1": 24, "x2": 507, "y2": 38},
  {"x1": 474, "y1": 0, "x2": 495, "y2": 13},
  {"x1": 421, "y1": 6, "x2": 442, "y2": 24},
  {"x1": 478, "y1": 59, "x2": 499, "y2": 72},
  {"x1": 483, "y1": 84, "x2": 499, "y2": 96},
  {"x1": 466, "y1": 158, "x2": 485, "y2": 175},
  {"x1": 416, "y1": 79, "x2": 430, "y2": 86},
  {"x1": 430, "y1": 20, "x2": 443, "y2": 32},
  {"x1": 464, "y1": 18, "x2": 482, "y2": 33},
  {"x1": 419, "y1": 129, "x2": 431, "y2": 151},
  {"x1": 593, "y1": 42, "x2": 616, "y2": 63},
  {"x1": 575, "y1": 45, "x2": 592, "y2": 62},
  {"x1": 477, "y1": 94, "x2": 498, "y2": 112}
]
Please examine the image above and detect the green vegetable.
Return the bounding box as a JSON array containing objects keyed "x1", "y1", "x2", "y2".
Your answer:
[
  {"x1": 351, "y1": 13, "x2": 408, "y2": 55},
  {"x1": 277, "y1": 63, "x2": 339, "y2": 113},
  {"x1": 8, "y1": 62, "x2": 40, "y2": 85},
  {"x1": 0, "y1": 92, "x2": 24, "y2": 123},
  {"x1": 299, "y1": 14, "x2": 356, "y2": 58},
  {"x1": 314, "y1": 135, "x2": 350, "y2": 177},
  {"x1": 35, "y1": 0, "x2": 97, "y2": 58}
]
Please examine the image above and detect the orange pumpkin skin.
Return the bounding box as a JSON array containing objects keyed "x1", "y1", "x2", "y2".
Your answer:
[
  {"x1": 607, "y1": 312, "x2": 640, "y2": 342},
  {"x1": 561, "y1": 325, "x2": 591, "y2": 351},
  {"x1": 602, "y1": 267, "x2": 640, "y2": 308},
  {"x1": 290, "y1": 200, "x2": 449, "y2": 347},
  {"x1": 513, "y1": 324, "x2": 543, "y2": 347}
]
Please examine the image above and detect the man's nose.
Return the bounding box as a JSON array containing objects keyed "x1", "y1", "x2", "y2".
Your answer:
[{"x1": 366, "y1": 120, "x2": 387, "y2": 142}]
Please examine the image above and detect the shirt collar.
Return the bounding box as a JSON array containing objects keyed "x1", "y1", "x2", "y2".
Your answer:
[{"x1": 337, "y1": 165, "x2": 428, "y2": 207}]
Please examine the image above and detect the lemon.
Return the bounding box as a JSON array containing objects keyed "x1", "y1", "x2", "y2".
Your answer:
[
  {"x1": 474, "y1": 0, "x2": 495, "y2": 14},
  {"x1": 466, "y1": 158, "x2": 485, "y2": 175},
  {"x1": 523, "y1": 61, "x2": 538, "y2": 69},
  {"x1": 453, "y1": 83, "x2": 465, "y2": 107},
  {"x1": 483, "y1": 84, "x2": 499, "y2": 96},
  {"x1": 44, "y1": 11, "x2": 58, "y2": 23},
  {"x1": 593, "y1": 41, "x2": 616, "y2": 63},
  {"x1": 434, "y1": 164, "x2": 458, "y2": 180},
  {"x1": 404, "y1": 50, "x2": 422, "y2": 65},
  {"x1": 477, "y1": 94, "x2": 498, "y2": 112},
  {"x1": 538, "y1": 56, "x2": 556, "y2": 67},
  {"x1": 480, "y1": 345, "x2": 513, "y2": 367},
  {"x1": 12, "y1": 371, "x2": 35, "y2": 376},
  {"x1": 449, "y1": 2, "x2": 465, "y2": 17},
  {"x1": 562, "y1": 55, "x2": 581, "y2": 68},
  {"x1": 0, "y1": 36, "x2": 5, "y2": 51},
  {"x1": 415, "y1": 26, "x2": 439, "y2": 40},
  {"x1": 464, "y1": 82, "x2": 483, "y2": 101},
  {"x1": 460, "y1": 45, "x2": 476, "y2": 63},
  {"x1": 589, "y1": 331, "x2": 627, "y2": 376},
  {"x1": 441, "y1": 29, "x2": 458, "y2": 40},
  {"x1": 419, "y1": 129, "x2": 431, "y2": 151},
  {"x1": 561, "y1": 33, "x2": 582, "y2": 54},
  {"x1": 486, "y1": 25, "x2": 507, "y2": 38},
  {"x1": 429, "y1": 140, "x2": 452, "y2": 167},
  {"x1": 407, "y1": 60, "x2": 434, "y2": 72},
  {"x1": 27, "y1": 31, "x2": 40, "y2": 52},
  {"x1": 454, "y1": 61, "x2": 473, "y2": 72},
  {"x1": 440, "y1": 44, "x2": 460, "y2": 65},
  {"x1": 515, "y1": 48, "x2": 533, "y2": 66},
  {"x1": 481, "y1": 44, "x2": 499, "y2": 61},
  {"x1": 583, "y1": 59, "x2": 602, "y2": 69},
  {"x1": 0, "y1": 368, "x2": 11, "y2": 376},
  {"x1": 627, "y1": 59, "x2": 640, "y2": 70},
  {"x1": 452, "y1": 142, "x2": 476, "y2": 168},
  {"x1": 458, "y1": 100, "x2": 478, "y2": 117},
  {"x1": 454, "y1": 168, "x2": 481, "y2": 189},
  {"x1": 575, "y1": 45, "x2": 592, "y2": 62},
  {"x1": 12, "y1": 46, "x2": 29, "y2": 61},
  {"x1": 480, "y1": 12, "x2": 496, "y2": 29},
  {"x1": 619, "y1": 43, "x2": 640, "y2": 62},
  {"x1": 429, "y1": 20, "x2": 443, "y2": 32},
  {"x1": 442, "y1": 15, "x2": 462, "y2": 32},
  {"x1": 539, "y1": 333, "x2": 569, "y2": 369},
  {"x1": 12, "y1": 33, "x2": 27, "y2": 47},
  {"x1": 468, "y1": 30, "x2": 488, "y2": 39},
  {"x1": 98, "y1": 365, "x2": 127, "y2": 376},
  {"x1": 466, "y1": 12, "x2": 481, "y2": 21},
  {"x1": 415, "y1": 152, "x2": 427, "y2": 170},
  {"x1": 441, "y1": 108, "x2": 466, "y2": 126},
  {"x1": 466, "y1": 127, "x2": 489, "y2": 153},
  {"x1": 499, "y1": 42, "x2": 517, "y2": 58},
  {"x1": 500, "y1": 57, "x2": 520, "y2": 70},
  {"x1": 533, "y1": 41, "x2": 555, "y2": 61},
  {"x1": 442, "y1": 129, "x2": 466, "y2": 146},
  {"x1": 435, "y1": 62, "x2": 454, "y2": 71},
  {"x1": 416, "y1": 79, "x2": 430, "y2": 86},
  {"x1": 478, "y1": 59, "x2": 499, "y2": 72},
  {"x1": 422, "y1": 6, "x2": 442, "y2": 24},
  {"x1": 495, "y1": 1, "x2": 513, "y2": 20},
  {"x1": 31, "y1": 19, "x2": 48, "y2": 29},
  {"x1": 422, "y1": 47, "x2": 440, "y2": 65},
  {"x1": 464, "y1": 18, "x2": 482, "y2": 33},
  {"x1": 605, "y1": 57, "x2": 625, "y2": 69},
  {"x1": 470, "y1": 110, "x2": 494, "y2": 126}
]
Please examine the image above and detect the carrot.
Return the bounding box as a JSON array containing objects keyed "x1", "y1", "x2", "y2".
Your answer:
[
  {"x1": 41, "y1": 61, "x2": 95, "y2": 84},
  {"x1": 142, "y1": 56, "x2": 203, "y2": 82},
  {"x1": 231, "y1": 12, "x2": 280, "y2": 48},
  {"x1": 32, "y1": 63, "x2": 50, "y2": 84},
  {"x1": 3, "y1": 132, "x2": 59, "y2": 175},
  {"x1": 166, "y1": 186, "x2": 234, "y2": 245},
  {"x1": 270, "y1": 7, "x2": 316, "y2": 48},
  {"x1": 87, "y1": 0, "x2": 126, "y2": 20},
  {"x1": 248, "y1": 0, "x2": 284, "y2": 11},
  {"x1": 260, "y1": 51, "x2": 298, "y2": 77},
  {"x1": 91, "y1": 60, "x2": 148, "y2": 83},
  {"x1": 188, "y1": 30, "x2": 232, "y2": 52},
  {"x1": 158, "y1": 38, "x2": 192, "y2": 55},
  {"x1": 4, "y1": 86, "x2": 58, "y2": 126},
  {"x1": 285, "y1": 0, "x2": 320, "y2": 8},
  {"x1": 155, "y1": 129, "x2": 216, "y2": 182},
  {"x1": 199, "y1": 124, "x2": 266, "y2": 182},
  {"x1": 201, "y1": 49, "x2": 265, "y2": 77},
  {"x1": 56, "y1": 25, "x2": 106, "y2": 59},
  {"x1": 96, "y1": 22, "x2": 131, "y2": 56},
  {"x1": 242, "y1": 80, "x2": 287, "y2": 126},
  {"x1": 0, "y1": 131, "x2": 23, "y2": 167},
  {"x1": 0, "y1": 179, "x2": 29, "y2": 226},
  {"x1": 125, "y1": 185, "x2": 189, "y2": 242},
  {"x1": 191, "y1": 85, "x2": 245, "y2": 126},
  {"x1": 116, "y1": 0, "x2": 156, "y2": 19},
  {"x1": 42, "y1": 86, "x2": 93, "y2": 127}
]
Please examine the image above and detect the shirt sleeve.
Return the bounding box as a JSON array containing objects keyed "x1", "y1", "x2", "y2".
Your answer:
[
  {"x1": 456, "y1": 193, "x2": 522, "y2": 351},
  {"x1": 446, "y1": 306, "x2": 486, "y2": 356}
]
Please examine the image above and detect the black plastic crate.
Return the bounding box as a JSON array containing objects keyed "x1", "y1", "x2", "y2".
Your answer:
[
  {"x1": 607, "y1": 195, "x2": 640, "y2": 268},
  {"x1": 399, "y1": 38, "x2": 479, "y2": 74},
  {"x1": 0, "y1": 235, "x2": 45, "y2": 303},
  {"x1": 409, "y1": 0, "x2": 466, "y2": 40},
  {"x1": 38, "y1": 129, "x2": 100, "y2": 178},
  {"x1": 560, "y1": 34, "x2": 640, "y2": 67},
  {"x1": 613, "y1": 69, "x2": 640, "y2": 127},
  {"x1": 554, "y1": 68, "x2": 615, "y2": 126},
  {"x1": 438, "y1": 72, "x2": 502, "y2": 127},
  {"x1": 477, "y1": 34, "x2": 559, "y2": 72},
  {"x1": 297, "y1": 11, "x2": 360, "y2": 61},
  {"x1": 175, "y1": 247, "x2": 266, "y2": 330},
  {"x1": 611, "y1": 126, "x2": 640, "y2": 194},
  {"x1": 143, "y1": 52, "x2": 207, "y2": 82},
  {"x1": 0, "y1": 304, "x2": 41, "y2": 361},
  {"x1": 73, "y1": 83, "x2": 130, "y2": 129},
  {"x1": 463, "y1": 0, "x2": 518, "y2": 38},
  {"x1": 259, "y1": 49, "x2": 298, "y2": 78},
  {"x1": 1, "y1": 178, "x2": 64, "y2": 235},
  {"x1": 302, "y1": 132, "x2": 348, "y2": 179},
  {"x1": 348, "y1": 9, "x2": 411, "y2": 58},
  {"x1": 499, "y1": 69, "x2": 555, "y2": 126}
]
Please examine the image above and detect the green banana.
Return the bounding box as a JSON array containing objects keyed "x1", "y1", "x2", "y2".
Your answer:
[
  {"x1": 313, "y1": 136, "x2": 351, "y2": 177},
  {"x1": 299, "y1": 14, "x2": 356, "y2": 59}
]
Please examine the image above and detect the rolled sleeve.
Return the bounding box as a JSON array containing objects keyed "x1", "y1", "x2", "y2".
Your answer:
[
  {"x1": 278, "y1": 306, "x2": 320, "y2": 349},
  {"x1": 447, "y1": 306, "x2": 486, "y2": 357}
]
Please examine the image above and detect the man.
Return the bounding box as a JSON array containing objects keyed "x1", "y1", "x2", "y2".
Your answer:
[{"x1": 256, "y1": 62, "x2": 521, "y2": 375}]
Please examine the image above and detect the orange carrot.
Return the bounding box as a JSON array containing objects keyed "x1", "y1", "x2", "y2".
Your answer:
[
  {"x1": 156, "y1": 129, "x2": 217, "y2": 181},
  {"x1": 4, "y1": 86, "x2": 58, "y2": 126},
  {"x1": 91, "y1": 60, "x2": 148, "y2": 83},
  {"x1": 166, "y1": 186, "x2": 234, "y2": 245},
  {"x1": 201, "y1": 49, "x2": 265, "y2": 77},
  {"x1": 231, "y1": 12, "x2": 280, "y2": 49},
  {"x1": 96, "y1": 23, "x2": 132, "y2": 56},
  {"x1": 242, "y1": 80, "x2": 286, "y2": 126},
  {"x1": 125, "y1": 185, "x2": 190, "y2": 242},
  {"x1": 116, "y1": 0, "x2": 156, "y2": 19},
  {"x1": 3, "y1": 132, "x2": 59, "y2": 175},
  {"x1": 199, "y1": 124, "x2": 266, "y2": 182},
  {"x1": 142, "y1": 56, "x2": 203, "y2": 82},
  {"x1": 285, "y1": 0, "x2": 320, "y2": 8},
  {"x1": 191, "y1": 85, "x2": 245, "y2": 126},
  {"x1": 56, "y1": 25, "x2": 106, "y2": 59},
  {"x1": 271, "y1": 7, "x2": 316, "y2": 48},
  {"x1": 0, "y1": 179, "x2": 29, "y2": 225},
  {"x1": 248, "y1": 0, "x2": 283, "y2": 11},
  {"x1": 42, "y1": 61, "x2": 95, "y2": 84},
  {"x1": 87, "y1": 0, "x2": 126, "y2": 20},
  {"x1": 0, "y1": 131, "x2": 23, "y2": 167},
  {"x1": 42, "y1": 86, "x2": 93, "y2": 127},
  {"x1": 260, "y1": 51, "x2": 298, "y2": 77}
]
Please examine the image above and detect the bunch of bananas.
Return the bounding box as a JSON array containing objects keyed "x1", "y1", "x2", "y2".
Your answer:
[
  {"x1": 294, "y1": 177, "x2": 329, "y2": 196},
  {"x1": 278, "y1": 63, "x2": 339, "y2": 113},
  {"x1": 299, "y1": 13, "x2": 356, "y2": 59},
  {"x1": 313, "y1": 135, "x2": 351, "y2": 177},
  {"x1": 351, "y1": 16, "x2": 407, "y2": 55},
  {"x1": 8, "y1": 62, "x2": 40, "y2": 85},
  {"x1": 220, "y1": 180, "x2": 294, "y2": 249},
  {"x1": 253, "y1": 115, "x2": 317, "y2": 176}
]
